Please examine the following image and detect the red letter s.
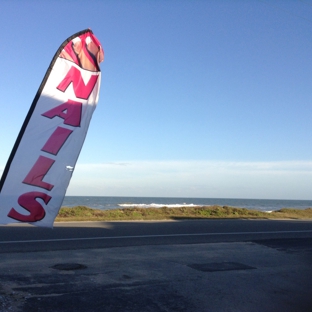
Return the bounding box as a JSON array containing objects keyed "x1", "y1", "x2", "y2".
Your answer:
[{"x1": 8, "y1": 192, "x2": 51, "y2": 222}]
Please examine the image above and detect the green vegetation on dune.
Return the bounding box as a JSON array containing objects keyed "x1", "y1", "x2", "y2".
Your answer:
[{"x1": 55, "y1": 205, "x2": 312, "y2": 222}]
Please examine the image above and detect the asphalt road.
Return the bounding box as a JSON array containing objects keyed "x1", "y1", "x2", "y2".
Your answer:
[
  {"x1": 1, "y1": 219, "x2": 312, "y2": 311},
  {"x1": 0, "y1": 219, "x2": 312, "y2": 253}
]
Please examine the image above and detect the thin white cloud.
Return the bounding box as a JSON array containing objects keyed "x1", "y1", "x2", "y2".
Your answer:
[{"x1": 66, "y1": 160, "x2": 312, "y2": 199}]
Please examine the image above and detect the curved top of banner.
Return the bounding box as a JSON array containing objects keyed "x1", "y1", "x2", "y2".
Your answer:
[
  {"x1": 59, "y1": 30, "x2": 104, "y2": 72},
  {"x1": 38, "y1": 29, "x2": 104, "y2": 103}
]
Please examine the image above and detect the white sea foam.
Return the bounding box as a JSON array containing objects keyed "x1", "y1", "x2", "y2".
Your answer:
[
  {"x1": 63, "y1": 196, "x2": 312, "y2": 212},
  {"x1": 118, "y1": 203, "x2": 203, "y2": 208}
]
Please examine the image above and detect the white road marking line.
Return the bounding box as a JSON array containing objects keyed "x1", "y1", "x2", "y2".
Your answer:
[{"x1": 0, "y1": 230, "x2": 312, "y2": 244}]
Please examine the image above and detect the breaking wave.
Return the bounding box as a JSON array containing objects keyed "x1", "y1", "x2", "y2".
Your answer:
[{"x1": 118, "y1": 203, "x2": 203, "y2": 208}]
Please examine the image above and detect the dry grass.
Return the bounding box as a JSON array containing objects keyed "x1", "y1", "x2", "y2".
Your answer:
[{"x1": 55, "y1": 205, "x2": 312, "y2": 222}]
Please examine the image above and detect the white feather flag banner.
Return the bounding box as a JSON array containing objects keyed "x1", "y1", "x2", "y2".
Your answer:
[{"x1": 0, "y1": 29, "x2": 104, "y2": 227}]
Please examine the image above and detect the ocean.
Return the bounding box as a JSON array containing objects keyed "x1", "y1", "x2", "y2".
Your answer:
[{"x1": 62, "y1": 196, "x2": 312, "y2": 212}]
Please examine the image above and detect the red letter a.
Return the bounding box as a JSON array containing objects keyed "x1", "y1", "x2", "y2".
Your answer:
[{"x1": 42, "y1": 100, "x2": 82, "y2": 127}]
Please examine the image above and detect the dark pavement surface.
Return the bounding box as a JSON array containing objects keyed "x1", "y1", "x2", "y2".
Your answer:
[{"x1": 0, "y1": 220, "x2": 312, "y2": 311}]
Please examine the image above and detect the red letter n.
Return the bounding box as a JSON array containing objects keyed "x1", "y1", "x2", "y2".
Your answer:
[{"x1": 57, "y1": 66, "x2": 98, "y2": 99}]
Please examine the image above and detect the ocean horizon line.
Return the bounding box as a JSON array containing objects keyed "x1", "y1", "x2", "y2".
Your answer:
[
  {"x1": 65, "y1": 195, "x2": 312, "y2": 201},
  {"x1": 62, "y1": 196, "x2": 312, "y2": 212}
]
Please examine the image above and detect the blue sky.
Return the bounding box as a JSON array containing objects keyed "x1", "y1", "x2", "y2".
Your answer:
[{"x1": 0, "y1": 0, "x2": 312, "y2": 199}]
